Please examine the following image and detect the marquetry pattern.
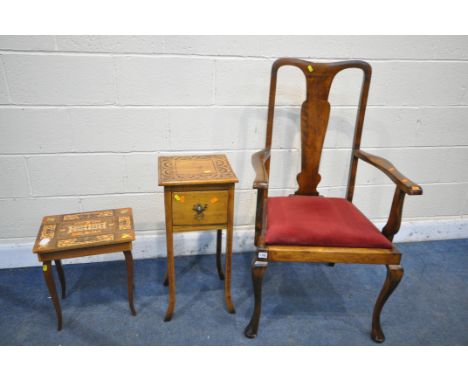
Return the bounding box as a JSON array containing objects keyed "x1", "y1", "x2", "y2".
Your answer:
[
  {"x1": 33, "y1": 208, "x2": 135, "y2": 254},
  {"x1": 159, "y1": 154, "x2": 238, "y2": 186}
]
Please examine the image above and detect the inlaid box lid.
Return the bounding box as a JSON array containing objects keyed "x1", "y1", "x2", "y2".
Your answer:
[
  {"x1": 158, "y1": 154, "x2": 238, "y2": 186},
  {"x1": 33, "y1": 208, "x2": 135, "y2": 254}
]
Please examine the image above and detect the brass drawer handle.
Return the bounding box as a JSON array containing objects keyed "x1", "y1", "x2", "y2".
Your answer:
[{"x1": 192, "y1": 203, "x2": 208, "y2": 220}]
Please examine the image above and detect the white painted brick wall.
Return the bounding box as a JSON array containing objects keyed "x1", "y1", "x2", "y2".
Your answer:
[
  {"x1": 0, "y1": 157, "x2": 30, "y2": 197},
  {"x1": 0, "y1": 108, "x2": 73, "y2": 153},
  {"x1": 0, "y1": 36, "x2": 56, "y2": 51},
  {"x1": 67, "y1": 108, "x2": 170, "y2": 152},
  {"x1": 56, "y1": 36, "x2": 165, "y2": 54},
  {"x1": 27, "y1": 154, "x2": 126, "y2": 196},
  {"x1": 167, "y1": 107, "x2": 265, "y2": 150},
  {"x1": 415, "y1": 108, "x2": 468, "y2": 146},
  {"x1": 0, "y1": 197, "x2": 82, "y2": 238},
  {"x1": 115, "y1": 57, "x2": 213, "y2": 105},
  {"x1": 0, "y1": 58, "x2": 9, "y2": 103},
  {"x1": 3, "y1": 54, "x2": 116, "y2": 105},
  {"x1": 1, "y1": 35, "x2": 468, "y2": 268},
  {"x1": 124, "y1": 153, "x2": 159, "y2": 193}
]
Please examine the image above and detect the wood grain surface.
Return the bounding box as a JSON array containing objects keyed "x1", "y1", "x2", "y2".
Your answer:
[
  {"x1": 33, "y1": 208, "x2": 135, "y2": 254},
  {"x1": 172, "y1": 190, "x2": 228, "y2": 226},
  {"x1": 158, "y1": 154, "x2": 238, "y2": 186}
]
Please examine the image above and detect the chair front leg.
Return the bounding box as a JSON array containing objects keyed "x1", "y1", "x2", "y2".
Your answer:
[
  {"x1": 371, "y1": 264, "x2": 404, "y2": 343},
  {"x1": 244, "y1": 259, "x2": 268, "y2": 339}
]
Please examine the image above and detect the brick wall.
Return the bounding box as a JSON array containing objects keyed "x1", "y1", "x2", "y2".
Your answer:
[{"x1": 1, "y1": 36, "x2": 467, "y2": 267}]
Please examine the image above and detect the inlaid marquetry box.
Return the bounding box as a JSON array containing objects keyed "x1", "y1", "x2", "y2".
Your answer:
[
  {"x1": 33, "y1": 208, "x2": 137, "y2": 331},
  {"x1": 33, "y1": 208, "x2": 135, "y2": 255}
]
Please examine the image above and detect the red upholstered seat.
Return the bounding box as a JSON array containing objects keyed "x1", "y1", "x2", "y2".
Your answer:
[{"x1": 265, "y1": 196, "x2": 392, "y2": 249}]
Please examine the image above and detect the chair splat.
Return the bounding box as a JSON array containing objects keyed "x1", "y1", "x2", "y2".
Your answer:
[
  {"x1": 264, "y1": 58, "x2": 372, "y2": 196},
  {"x1": 296, "y1": 92, "x2": 332, "y2": 195}
]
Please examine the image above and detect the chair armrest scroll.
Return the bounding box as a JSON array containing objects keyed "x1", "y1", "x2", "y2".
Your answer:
[
  {"x1": 355, "y1": 150, "x2": 423, "y2": 195},
  {"x1": 252, "y1": 149, "x2": 270, "y2": 189}
]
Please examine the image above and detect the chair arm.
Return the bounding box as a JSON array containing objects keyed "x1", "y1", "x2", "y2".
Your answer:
[
  {"x1": 355, "y1": 150, "x2": 423, "y2": 195},
  {"x1": 252, "y1": 149, "x2": 270, "y2": 189}
]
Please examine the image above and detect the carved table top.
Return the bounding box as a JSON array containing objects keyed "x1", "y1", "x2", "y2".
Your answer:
[
  {"x1": 33, "y1": 208, "x2": 135, "y2": 254},
  {"x1": 158, "y1": 154, "x2": 238, "y2": 186}
]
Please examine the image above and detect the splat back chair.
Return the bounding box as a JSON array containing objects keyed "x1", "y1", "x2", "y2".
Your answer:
[{"x1": 245, "y1": 58, "x2": 423, "y2": 342}]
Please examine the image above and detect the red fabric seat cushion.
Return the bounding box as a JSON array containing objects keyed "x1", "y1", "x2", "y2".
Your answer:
[{"x1": 265, "y1": 196, "x2": 392, "y2": 249}]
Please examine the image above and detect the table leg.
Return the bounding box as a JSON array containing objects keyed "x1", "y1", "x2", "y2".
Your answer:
[
  {"x1": 225, "y1": 186, "x2": 236, "y2": 314},
  {"x1": 164, "y1": 190, "x2": 176, "y2": 321},
  {"x1": 54, "y1": 259, "x2": 66, "y2": 299},
  {"x1": 216, "y1": 229, "x2": 225, "y2": 280},
  {"x1": 42, "y1": 260, "x2": 62, "y2": 331},
  {"x1": 123, "y1": 250, "x2": 137, "y2": 316}
]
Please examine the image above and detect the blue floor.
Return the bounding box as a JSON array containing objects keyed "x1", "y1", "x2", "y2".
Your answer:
[{"x1": 1, "y1": 239, "x2": 467, "y2": 345}]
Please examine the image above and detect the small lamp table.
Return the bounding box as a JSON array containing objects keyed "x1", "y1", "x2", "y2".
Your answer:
[
  {"x1": 32, "y1": 208, "x2": 137, "y2": 331},
  {"x1": 158, "y1": 154, "x2": 238, "y2": 321}
]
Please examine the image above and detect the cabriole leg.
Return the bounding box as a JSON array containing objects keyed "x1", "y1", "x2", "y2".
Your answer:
[
  {"x1": 371, "y1": 264, "x2": 404, "y2": 343},
  {"x1": 244, "y1": 260, "x2": 268, "y2": 338}
]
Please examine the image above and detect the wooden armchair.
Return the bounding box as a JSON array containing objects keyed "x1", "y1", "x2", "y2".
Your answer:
[{"x1": 244, "y1": 58, "x2": 423, "y2": 342}]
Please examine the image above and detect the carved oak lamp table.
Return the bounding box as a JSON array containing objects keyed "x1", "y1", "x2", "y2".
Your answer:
[
  {"x1": 32, "y1": 208, "x2": 137, "y2": 331},
  {"x1": 158, "y1": 154, "x2": 238, "y2": 321}
]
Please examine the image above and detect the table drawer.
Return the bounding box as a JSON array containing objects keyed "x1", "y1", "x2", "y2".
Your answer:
[{"x1": 172, "y1": 190, "x2": 228, "y2": 226}]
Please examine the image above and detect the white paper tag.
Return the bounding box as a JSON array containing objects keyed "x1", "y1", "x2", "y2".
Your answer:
[
  {"x1": 39, "y1": 238, "x2": 50, "y2": 246},
  {"x1": 258, "y1": 251, "x2": 268, "y2": 259}
]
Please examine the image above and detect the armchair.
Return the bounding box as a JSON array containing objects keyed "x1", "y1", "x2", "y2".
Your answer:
[{"x1": 245, "y1": 58, "x2": 422, "y2": 342}]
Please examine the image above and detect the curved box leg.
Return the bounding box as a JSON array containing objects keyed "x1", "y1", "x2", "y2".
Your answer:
[
  {"x1": 224, "y1": 187, "x2": 235, "y2": 313},
  {"x1": 124, "y1": 250, "x2": 137, "y2": 316},
  {"x1": 164, "y1": 190, "x2": 176, "y2": 322},
  {"x1": 216, "y1": 229, "x2": 225, "y2": 280},
  {"x1": 42, "y1": 260, "x2": 62, "y2": 331},
  {"x1": 54, "y1": 259, "x2": 66, "y2": 299}
]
